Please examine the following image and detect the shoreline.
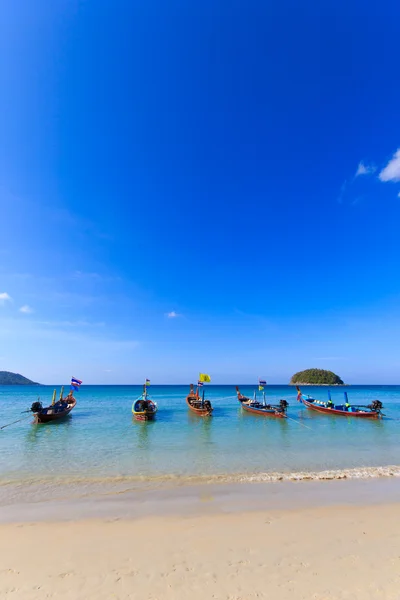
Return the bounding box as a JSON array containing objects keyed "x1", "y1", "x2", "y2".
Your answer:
[
  {"x1": 2, "y1": 462, "x2": 399, "y2": 483},
  {"x1": 1, "y1": 463, "x2": 399, "y2": 491},
  {"x1": 1, "y1": 473, "x2": 400, "y2": 524},
  {"x1": 1, "y1": 464, "x2": 399, "y2": 513}
]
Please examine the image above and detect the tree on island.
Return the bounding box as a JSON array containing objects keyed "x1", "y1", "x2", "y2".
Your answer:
[{"x1": 290, "y1": 368, "x2": 344, "y2": 385}]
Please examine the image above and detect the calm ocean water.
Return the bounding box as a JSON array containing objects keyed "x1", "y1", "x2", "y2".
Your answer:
[{"x1": 0, "y1": 385, "x2": 399, "y2": 491}]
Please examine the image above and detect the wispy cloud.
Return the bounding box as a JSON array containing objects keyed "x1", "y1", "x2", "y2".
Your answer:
[
  {"x1": 19, "y1": 304, "x2": 34, "y2": 314},
  {"x1": 71, "y1": 270, "x2": 121, "y2": 283},
  {"x1": 166, "y1": 311, "x2": 181, "y2": 318},
  {"x1": 8, "y1": 272, "x2": 34, "y2": 280},
  {"x1": 0, "y1": 292, "x2": 12, "y2": 305},
  {"x1": 36, "y1": 319, "x2": 105, "y2": 328},
  {"x1": 355, "y1": 161, "x2": 376, "y2": 177},
  {"x1": 72, "y1": 270, "x2": 102, "y2": 280},
  {"x1": 314, "y1": 357, "x2": 344, "y2": 360},
  {"x1": 379, "y1": 149, "x2": 400, "y2": 182},
  {"x1": 337, "y1": 180, "x2": 347, "y2": 204},
  {"x1": 50, "y1": 291, "x2": 98, "y2": 307},
  {"x1": 48, "y1": 207, "x2": 113, "y2": 241},
  {"x1": 0, "y1": 316, "x2": 139, "y2": 353}
]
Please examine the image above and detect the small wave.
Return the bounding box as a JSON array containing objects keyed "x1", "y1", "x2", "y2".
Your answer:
[
  {"x1": 1, "y1": 465, "x2": 400, "y2": 490},
  {"x1": 221, "y1": 465, "x2": 400, "y2": 483}
]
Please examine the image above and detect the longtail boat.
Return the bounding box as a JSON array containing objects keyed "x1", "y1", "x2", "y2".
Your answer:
[
  {"x1": 236, "y1": 386, "x2": 250, "y2": 403},
  {"x1": 132, "y1": 383, "x2": 157, "y2": 421},
  {"x1": 236, "y1": 386, "x2": 288, "y2": 418},
  {"x1": 296, "y1": 387, "x2": 383, "y2": 419},
  {"x1": 186, "y1": 383, "x2": 213, "y2": 416},
  {"x1": 30, "y1": 386, "x2": 77, "y2": 424}
]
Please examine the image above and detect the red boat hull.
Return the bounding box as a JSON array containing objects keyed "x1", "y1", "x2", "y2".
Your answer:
[
  {"x1": 242, "y1": 402, "x2": 286, "y2": 419},
  {"x1": 236, "y1": 387, "x2": 287, "y2": 418},
  {"x1": 134, "y1": 414, "x2": 155, "y2": 421},
  {"x1": 302, "y1": 398, "x2": 380, "y2": 418},
  {"x1": 241, "y1": 402, "x2": 286, "y2": 418}
]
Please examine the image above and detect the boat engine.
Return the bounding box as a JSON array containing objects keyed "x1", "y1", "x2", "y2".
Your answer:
[
  {"x1": 30, "y1": 401, "x2": 43, "y2": 413},
  {"x1": 275, "y1": 399, "x2": 288, "y2": 413},
  {"x1": 368, "y1": 400, "x2": 383, "y2": 412}
]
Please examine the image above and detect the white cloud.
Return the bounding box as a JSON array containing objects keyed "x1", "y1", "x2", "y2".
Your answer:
[
  {"x1": 355, "y1": 161, "x2": 376, "y2": 177},
  {"x1": 166, "y1": 311, "x2": 180, "y2": 318},
  {"x1": 0, "y1": 292, "x2": 12, "y2": 305},
  {"x1": 379, "y1": 149, "x2": 400, "y2": 182},
  {"x1": 19, "y1": 305, "x2": 34, "y2": 314}
]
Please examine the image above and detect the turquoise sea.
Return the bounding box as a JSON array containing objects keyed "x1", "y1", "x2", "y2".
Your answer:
[{"x1": 0, "y1": 385, "x2": 399, "y2": 499}]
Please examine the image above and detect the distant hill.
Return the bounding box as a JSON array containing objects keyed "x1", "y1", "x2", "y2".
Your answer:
[
  {"x1": 0, "y1": 371, "x2": 40, "y2": 385},
  {"x1": 290, "y1": 368, "x2": 344, "y2": 385}
]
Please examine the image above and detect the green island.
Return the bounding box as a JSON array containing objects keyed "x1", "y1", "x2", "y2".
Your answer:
[
  {"x1": 290, "y1": 368, "x2": 345, "y2": 386},
  {"x1": 0, "y1": 371, "x2": 40, "y2": 385}
]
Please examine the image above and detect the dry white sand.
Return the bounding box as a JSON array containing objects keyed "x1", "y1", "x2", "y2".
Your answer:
[{"x1": 0, "y1": 503, "x2": 399, "y2": 599}]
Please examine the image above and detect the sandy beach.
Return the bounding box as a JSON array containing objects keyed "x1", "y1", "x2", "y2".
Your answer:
[{"x1": 1, "y1": 497, "x2": 399, "y2": 599}]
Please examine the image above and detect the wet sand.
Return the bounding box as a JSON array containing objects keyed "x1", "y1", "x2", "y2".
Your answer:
[{"x1": 1, "y1": 474, "x2": 400, "y2": 522}]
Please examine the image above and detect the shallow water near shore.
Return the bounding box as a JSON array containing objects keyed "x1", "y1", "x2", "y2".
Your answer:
[
  {"x1": 0, "y1": 385, "x2": 399, "y2": 500},
  {"x1": 2, "y1": 476, "x2": 400, "y2": 523}
]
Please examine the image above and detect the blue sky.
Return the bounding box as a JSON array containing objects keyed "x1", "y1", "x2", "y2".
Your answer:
[{"x1": 1, "y1": 0, "x2": 400, "y2": 384}]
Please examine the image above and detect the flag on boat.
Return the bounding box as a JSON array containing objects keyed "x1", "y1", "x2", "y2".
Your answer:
[
  {"x1": 70, "y1": 377, "x2": 82, "y2": 392},
  {"x1": 145, "y1": 379, "x2": 150, "y2": 386},
  {"x1": 258, "y1": 385, "x2": 264, "y2": 391},
  {"x1": 259, "y1": 379, "x2": 267, "y2": 386},
  {"x1": 197, "y1": 381, "x2": 204, "y2": 387},
  {"x1": 199, "y1": 373, "x2": 211, "y2": 383},
  {"x1": 296, "y1": 387, "x2": 303, "y2": 403}
]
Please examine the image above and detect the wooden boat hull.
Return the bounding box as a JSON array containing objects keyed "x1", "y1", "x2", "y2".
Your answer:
[
  {"x1": 236, "y1": 386, "x2": 250, "y2": 403},
  {"x1": 241, "y1": 402, "x2": 286, "y2": 418},
  {"x1": 34, "y1": 398, "x2": 76, "y2": 423},
  {"x1": 186, "y1": 395, "x2": 213, "y2": 416},
  {"x1": 132, "y1": 399, "x2": 157, "y2": 421},
  {"x1": 133, "y1": 411, "x2": 156, "y2": 421},
  {"x1": 302, "y1": 398, "x2": 380, "y2": 418},
  {"x1": 236, "y1": 387, "x2": 287, "y2": 417},
  {"x1": 237, "y1": 394, "x2": 250, "y2": 403}
]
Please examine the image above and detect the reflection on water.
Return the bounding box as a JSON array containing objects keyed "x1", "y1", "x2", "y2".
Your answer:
[
  {"x1": 24, "y1": 418, "x2": 73, "y2": 451},
  {"x1": 21, "y1": 418, "x2": 75, "y2": 477},
  {"x1": 132, "y1": 418, "x2": 156, "y2": 451}
]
